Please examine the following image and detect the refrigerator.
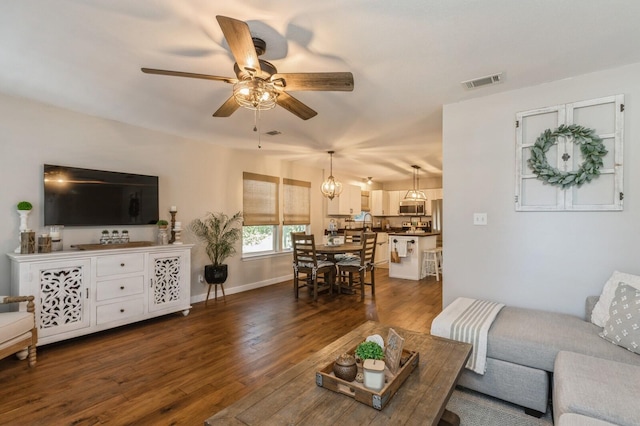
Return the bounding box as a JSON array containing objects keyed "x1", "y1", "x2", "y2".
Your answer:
[{"x1": 431, "y1": 199, "x2": 443, "y2": 245}]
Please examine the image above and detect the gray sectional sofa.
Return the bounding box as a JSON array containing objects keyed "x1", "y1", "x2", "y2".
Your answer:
[{"x1": 440, "y1": 296, "x2": 640, "y2": 425}]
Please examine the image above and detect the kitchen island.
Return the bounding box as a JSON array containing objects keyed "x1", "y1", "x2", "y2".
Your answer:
[{"x1": 388, "y1": 232, "x2": 439, "y2": 280}]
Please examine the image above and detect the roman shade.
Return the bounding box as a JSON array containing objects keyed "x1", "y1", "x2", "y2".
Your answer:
[
  {"x1": 283, "y1": 178, "x2": 311, "y2": 225},
  {"x1": 243, "y1": 172, "x2": 279, "y2": 226}
]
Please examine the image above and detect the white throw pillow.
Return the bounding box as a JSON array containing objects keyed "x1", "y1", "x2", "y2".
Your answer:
[{"x1": 591, "y1": 271, "x2": 640, "y2": 327}]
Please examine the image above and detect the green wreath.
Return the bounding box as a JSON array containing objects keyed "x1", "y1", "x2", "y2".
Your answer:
[{"x1": 527, "y1": 124, "x2": 608, "y2": 189}]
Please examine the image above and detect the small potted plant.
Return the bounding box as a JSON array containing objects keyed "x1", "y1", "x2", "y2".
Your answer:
[
  {"x1": 355, "y1": 341, "x2": 385, "y2": 361},
  {"x1": 355, "y1": 341, "x2": 386, "y2": 391},
  {"x1": 157, "y1": 220, "x2": 170, "y2": 244},
  {"x1": 17, "y1": 201, "x2": 33, "y2": 211},
  {"x1": 189, "y1": 211, "x2": 242, "y2": 285},
  {"x1": 16, "y1": 201, "x2": 33, "y2": 234}
]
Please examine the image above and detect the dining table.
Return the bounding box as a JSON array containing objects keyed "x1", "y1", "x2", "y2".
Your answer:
[
  {"x1": 315, "y1": 243, "x2": 364, "y2": 294},
  {"x1": 315, "y1": 242, "x2": 363, "y2": 263}
]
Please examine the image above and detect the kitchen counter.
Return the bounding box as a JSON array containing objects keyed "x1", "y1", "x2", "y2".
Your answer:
[{"x1": 388, "y1": 232, "x2": 439, "y2": 237}]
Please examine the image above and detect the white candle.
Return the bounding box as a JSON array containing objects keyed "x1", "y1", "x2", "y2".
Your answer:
[
  {"x1": 50, "y1": 231, "x2": 60, "y2": 239},
  {"x1": 170, "y1": 206, "x2": 177, "y2": 212},
  {"x1": 173, "y1": 221, "x2": 182, "y2": 230},
  {"x1": 363, "y1": 359, "x2": 386, "y2": 391}
]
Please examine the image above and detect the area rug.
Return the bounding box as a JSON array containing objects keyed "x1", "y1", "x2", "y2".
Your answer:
[{"x1": 446, "y1": 387, "x2": 553, "y2": 426}]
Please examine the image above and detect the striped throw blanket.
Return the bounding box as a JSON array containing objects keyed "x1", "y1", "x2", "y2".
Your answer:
[{"x1": 430, "y1": 297, "x2": 504, "y2": 375}]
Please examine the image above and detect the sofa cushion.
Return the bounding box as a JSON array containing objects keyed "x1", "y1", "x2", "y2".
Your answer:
[
  {"x1": 487, "y1": 307, "x2": 640, "y2": 372},
  {"x1": 591, "y1": 271, "x2": 640, "y2": 327},
  {"x1": 557, "y1": 413, "x2": 618, "y2": 426},
  {"x1": 0, "y1": 312, "x2": 34, "y2": 341},
  {"x1": 599, "y1": 283, "x2": 640, "y2": 354},
  {"x1": 554, "y1": 351, "x2": 640, "y2": 426}
]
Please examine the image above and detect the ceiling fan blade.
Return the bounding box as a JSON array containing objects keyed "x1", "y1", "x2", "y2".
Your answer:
[
  {"x1": 271, "y1": 72, "x2": 354, "y2": 91},
  {"x1": 141, "y1": 68, "x2": 237, "y2": 84},
  {"x1": 213, "y1": 95, "x2": 240, "y2": 117},
  {"x1": 216, "y1": 16, "x2": 260, "y2": 74},
  {"x1": 276, "y1": 92, "x2": 317, "y2": 120}
]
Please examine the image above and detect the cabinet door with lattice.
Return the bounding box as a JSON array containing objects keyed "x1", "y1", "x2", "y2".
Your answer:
[
  {"x1": 148, "y1": 251, "x2": 189, "y2": 313},
  {"x1": 30, "y1": 259, "x2": 91, "y2": 340}
]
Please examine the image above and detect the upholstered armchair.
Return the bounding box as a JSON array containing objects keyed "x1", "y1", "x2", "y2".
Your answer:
[{"x1": 0, "y1": 295, "x2": 37, "y2": 367}]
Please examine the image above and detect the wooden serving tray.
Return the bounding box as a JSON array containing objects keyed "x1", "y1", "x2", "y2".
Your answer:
[
  {"x1": 315, "y1": 347, "x2": 419, "y2": 410},
  {"x1": 71, "y1": 241, "x2": 156, "y2": 250}
]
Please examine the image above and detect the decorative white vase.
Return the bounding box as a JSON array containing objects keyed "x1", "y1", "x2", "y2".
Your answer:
[
  {"x1": 18, "y1": 209, "x2": 31, "y2": 232},
  {"x1": 15, "y1": 209, "x2": 32, "y2": 253}
]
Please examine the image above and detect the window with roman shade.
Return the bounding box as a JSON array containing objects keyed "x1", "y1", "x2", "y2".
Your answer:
[
  {"x1": 243, "y1": 172, "x2": 279, "y2": 225},
  {"x1": 283, "y1": 178, "x2": 311, "y2": 225}
]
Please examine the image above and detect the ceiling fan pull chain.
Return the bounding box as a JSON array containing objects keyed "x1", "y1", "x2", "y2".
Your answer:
[{"x1": 253, "y1": 108, "x2": 263, "y2": 149}]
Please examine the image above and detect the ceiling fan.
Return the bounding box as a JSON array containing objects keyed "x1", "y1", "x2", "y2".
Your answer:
[{"x1": 141, "y1": 15, "x2": 354, "y2": 120}]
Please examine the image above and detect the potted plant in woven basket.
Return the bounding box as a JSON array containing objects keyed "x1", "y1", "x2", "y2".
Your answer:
[{"x1": 189, "y1": 211, "x2": 242, "y2": 285}]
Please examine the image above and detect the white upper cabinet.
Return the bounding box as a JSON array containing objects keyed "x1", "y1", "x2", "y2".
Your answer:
[
  {"x1": 387, "y1": 191, "x2": 402, "y2": 216},
  {"x1": 371, "y1": 190, "x2": 389, "y2": 216},
  {"x1": 327, "y1": 184, "x2": 362, "y2": 215}
]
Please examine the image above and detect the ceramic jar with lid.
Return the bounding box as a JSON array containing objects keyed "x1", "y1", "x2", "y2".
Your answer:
[{"x1": 333, "y1": 353, "x2": 357, "y2": 382}]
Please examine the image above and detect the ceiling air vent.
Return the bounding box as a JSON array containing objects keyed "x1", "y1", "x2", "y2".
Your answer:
[{"x1": 461, "y1": 73, "x2": 503, "y2": 89}]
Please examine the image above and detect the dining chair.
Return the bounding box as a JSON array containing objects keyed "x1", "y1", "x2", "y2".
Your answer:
[
  {"x1": 291, "y1": 233, "x2": 335, "y2": 301},
  {"x1": 336, "y1": 232, "x2": 377, "y2": 300},
  {"x1": 0, "y1": 295, "x2": 37, "y2": 367},
  {"x1": 343, "y1": 229, "x2": 364, "y2": 244},
  {"x1": 335, "y1": 229, "x2": 364, "y2": 263}
]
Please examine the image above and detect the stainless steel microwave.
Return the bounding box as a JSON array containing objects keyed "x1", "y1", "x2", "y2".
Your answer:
[{"x1": 399, "y1": 200, "x2": 426, "y2": 216}]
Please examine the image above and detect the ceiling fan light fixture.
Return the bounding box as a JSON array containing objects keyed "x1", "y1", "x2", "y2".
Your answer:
[
  {"x1": 233, "y1": 78, "x2": 278, "y2": 111},
  {"x1": 404, "y1": 165, "x2": 428, "y2": 201},
  {"x1": 321, "y1": 151, "x2": 343, "y2": 200}
]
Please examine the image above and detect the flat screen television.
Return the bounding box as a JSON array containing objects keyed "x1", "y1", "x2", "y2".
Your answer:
[{"x1": 44, "y1": 164, "x2": 159, "y2": 226}]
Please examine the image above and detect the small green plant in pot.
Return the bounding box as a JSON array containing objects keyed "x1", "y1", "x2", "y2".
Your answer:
[
  {"x1": 355, "y1": 341, "x2": 385, "y2": 361},
  {"x1": 189, "y1": 211, "x2": 242, "y2": 285},
  {"x1": 17, "y1": 201, "x2": 33, "y2": 211},
  {"x1": 157, "y1": 219, "x2": 169, "y2": 228}
]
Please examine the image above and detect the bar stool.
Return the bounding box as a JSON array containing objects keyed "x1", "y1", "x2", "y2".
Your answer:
[{"x1": 421, "y1": 247, "x2": 443, "y2": 281}]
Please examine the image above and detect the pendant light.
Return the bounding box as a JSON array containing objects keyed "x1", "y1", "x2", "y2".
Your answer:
[
  {"x1": 404, "y1": 165, "x2": 427, "y2": 201},
  {"x1": 321, "y1": 151, "x2": 343, "y2": 200}
]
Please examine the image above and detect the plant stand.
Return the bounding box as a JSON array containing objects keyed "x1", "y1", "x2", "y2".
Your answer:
[
  {"x1": 204, "y1": 264, "x2": 228, "y2": 305},
  {"x1": 205, "y1": 282, "x2": 226, "y2": 306}
]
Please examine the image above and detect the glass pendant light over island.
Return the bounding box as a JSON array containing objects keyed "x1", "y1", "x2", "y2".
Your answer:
[
  {"x1": 404, "y1": 165, "x2": 428, "y2": 201},
  {"x1": 320, "y1": 151, "x2": 343, "y2": 200}
]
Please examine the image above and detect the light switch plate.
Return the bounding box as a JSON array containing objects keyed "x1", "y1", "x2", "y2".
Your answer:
[{"x1": 473, "y1": 213, "x2": 487, "y2": 226}]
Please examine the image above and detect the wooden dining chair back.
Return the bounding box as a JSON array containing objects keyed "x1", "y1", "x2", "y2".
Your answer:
[
  {"x1": 362, "y1": 232, "x2": 378, "y2": 295},
  {"x1": 336, "y1": 232, "x2": 377, "y2": 300},
  {"x1": 343, "y1": 229, "x2": 364, "y2": 244},
  {"x1": 291, "y1": 233, "x2": 334, "y2": 301}
]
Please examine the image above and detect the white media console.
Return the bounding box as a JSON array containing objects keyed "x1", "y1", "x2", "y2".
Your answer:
[{"x1": 8, "y1": 244, "x2": 192, "y2": 346}]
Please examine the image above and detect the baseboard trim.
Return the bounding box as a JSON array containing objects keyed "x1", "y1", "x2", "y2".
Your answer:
[{"x1": 190, "y1": 274, "x2": 293, "y2": 304}]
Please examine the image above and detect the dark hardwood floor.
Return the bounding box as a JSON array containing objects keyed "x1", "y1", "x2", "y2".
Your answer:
[{"x1": 0, "y1": 269, "x2": 442, "y2": 425}]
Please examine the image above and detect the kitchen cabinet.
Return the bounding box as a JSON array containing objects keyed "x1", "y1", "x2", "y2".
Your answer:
[
  {"x1": 374, "y1": 232, "x2": 389, "y2": 266},
  {"x1": 327, "y1": 184, "x2": 362, "y2": 215},
  {"x1": 371, "y1": 190, "x2": 389, "y2": 216},
  {"x1": 8, "y1": 244, "x2": 192, "y2": 346},
  {"x1": 387, "y1": 190, "x2": 402, "y2": 216}
]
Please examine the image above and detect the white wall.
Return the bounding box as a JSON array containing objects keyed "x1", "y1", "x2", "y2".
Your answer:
[
  {"x1": 0, "y1": 93, "x2": 325, "y2": 301},
  {"x1": 442, "y1": 62, "x2": 640, "y2": 317}
]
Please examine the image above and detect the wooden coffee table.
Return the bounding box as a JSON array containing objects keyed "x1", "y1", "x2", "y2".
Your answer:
[{"x1": 205, "y1": 321, "x2": 471, "y2": 426}]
